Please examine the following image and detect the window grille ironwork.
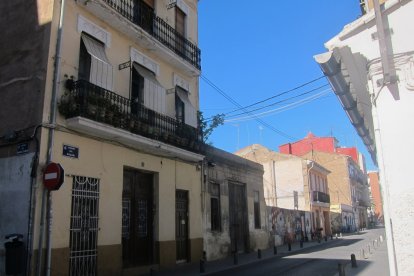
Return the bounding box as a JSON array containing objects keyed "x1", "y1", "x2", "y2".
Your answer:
[
  {"x1": 69, "y1": 176, "x2": 100, "y2": 276},
  {"x1": 103, "y1": 0, "x2": 201, "y2": 69},
  {"x1": 122, "y1": 199, "x2": 131, "y2": 239},
  {"x1": 59, "y1": 80, "x2": 202, "y2": 153},
  {"x1": 210, "y1": 182, "x2": 221, "y2": 231}
]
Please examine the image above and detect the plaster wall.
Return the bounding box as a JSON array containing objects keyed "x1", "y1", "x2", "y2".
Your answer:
[
  {"x1": 0, "y1": 154, "x2": 34, "y2": 276},
  {"x1": 57, "y1": 1, "x2": 199, "y2": 122},
  {"x1": 203, "y1": 147, "x2": 269, "y2": 261},
  {"x1": 325, "y1": 2, "x2": 414, "y2": 273},
  {"x1": 50, "y1": 130, "x2": 202, "y2": 247},
  {"x1": 274, "y1": 158, "x2": 306, "y2": 211}
]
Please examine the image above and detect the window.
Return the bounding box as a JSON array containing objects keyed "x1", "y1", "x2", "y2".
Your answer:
[
  {"x1": 254, "y1": 191, "x2": 261, "y2": 229},
  {"x1": 175, "y1": 86, "x2": 197, "y2": 127},
  {"x1": 175, "y1": 92, "x2": 185, "y2": 123},
  {"x1": 175, "y1": 7, "x2": 186, "y2": 55},
  {"x1": 78, "y1": 33, "x2": 113, "y2": 90},
  {"x1": 132, "y1": 63, "x2": 166, "y2": 114},
  {"x1": 175, "y1": 7, "x2": 185, "y2": 37},
  {"x1": 210, "y1": 183, "x2": 221, "y2": 231}
]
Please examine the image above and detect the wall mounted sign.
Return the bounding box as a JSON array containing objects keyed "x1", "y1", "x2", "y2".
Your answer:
[
  {"x1": 17, "y1": 142, "x2": 29, "y2": 154},
  {"x1": 63, "y1": 144, "x2": 79, "y2": 158}
]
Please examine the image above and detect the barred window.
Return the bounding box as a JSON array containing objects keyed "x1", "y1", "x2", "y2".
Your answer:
[
  {"x1": 210, "y1": 183, "x2": 221, "y2": 231},
  {"x1": 254, "y1": 191, "x2": 261, "y2": 229}
]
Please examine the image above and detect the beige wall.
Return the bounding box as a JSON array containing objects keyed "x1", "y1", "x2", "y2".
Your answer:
[
  {"x1": 302, "y1": 151, "x2": 352, "y2": 206},
  {"x1": 274, "y1": 158, "x2": 307, "y2": 211},
  {"x1": 50, "y1": 130, "x2": 202, "y2": 248},
  {"x1": 57, "y1": 1, "x2": 199, "y2": 122}
]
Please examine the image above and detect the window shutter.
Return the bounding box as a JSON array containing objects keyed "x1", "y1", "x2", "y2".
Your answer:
[{"x1": 81, "y1": 34, "x2": 113, "y2": 91}]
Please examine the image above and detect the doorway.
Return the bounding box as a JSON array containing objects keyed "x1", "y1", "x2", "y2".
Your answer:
[
  {"x1": 228, "y1": 182, "x2": 248, "y2": 253},
  {"x1": 122, "y1": 169, "x2": 154, "y2": 267},
  {"x1": 176, "y1": 190, "x2": 189, "y2": 262}
]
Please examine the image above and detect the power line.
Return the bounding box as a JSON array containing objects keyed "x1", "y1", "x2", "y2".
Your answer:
[
  {"x1": 224, "y1": 75, "x2": 326, "y2": 116},
  {"x1": 200, "y1": 74, "x2": 297, "y2": 140},
  {"x1": 225, "y1": 88, "x2": 332, "y2": 123},
  {"x1": 225, "y1": 84, "x2": 330, "y2": 120}
]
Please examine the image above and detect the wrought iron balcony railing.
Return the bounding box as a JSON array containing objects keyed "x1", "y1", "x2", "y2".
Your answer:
[
  {"x1": 103, "y1": 0, "x2": 201, "y2": 70},
  {"x1": 59, "y1": 80, "x2": 202, "y2": 152},
  {"x1": 357, "y1": 199, "x2": 371, "y2": 207},
  {"x1": 312, "y1": 191, "x2": 330, "y2": 204}
]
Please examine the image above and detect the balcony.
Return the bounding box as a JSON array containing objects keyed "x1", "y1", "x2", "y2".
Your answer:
[
  {"x1": 312, "y1": 191, "x2": 330, "y2": 204},
  {"x1": 58, "y1": 80, "x2": 203, "y2": 158},
  {"x1": 79, "y1": 0, "x2": 201, "y2": 74},
  {"x1": 357, "y1": 199, "x2": 371, "y2": 207}
]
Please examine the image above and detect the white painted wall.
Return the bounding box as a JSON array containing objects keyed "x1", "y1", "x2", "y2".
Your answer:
[{"x1": 324, "y1": 1, "x2": 414, "y2": 274}]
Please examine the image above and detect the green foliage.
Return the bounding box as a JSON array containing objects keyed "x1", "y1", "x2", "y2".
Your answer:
[{"x1": 198, "y1": 111, "x2": 225, "y2": 144}]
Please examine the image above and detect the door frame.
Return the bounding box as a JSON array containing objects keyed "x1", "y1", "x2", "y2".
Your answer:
[
  {"x1": 175, "y1": 189, "x2": 189, "y2": 263},
  {"x1": 228, "y1": 181, "x2": 249, "y2": 253}
]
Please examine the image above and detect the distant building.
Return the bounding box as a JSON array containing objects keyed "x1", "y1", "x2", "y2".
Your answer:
[
  {"x1": 315, "y1": 0, "x2": 414, "y2": 274},
  {"x1": 301, "y1": 151, "x2": 370, "y2": 233},
  {"x1": 279, "y1": 132, "x2": 364, "y2": 169},
  {"x1": 368, "y1": 171, "x2": 384, "y2": 224},
  {"x1": 236, "y1": 144, "x2": 331, "y2": 238},
  {"x1": 203, "y1": 146, "x2": 269, "y2": 261}
]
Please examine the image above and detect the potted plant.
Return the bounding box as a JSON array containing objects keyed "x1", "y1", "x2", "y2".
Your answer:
[{"x1": 58, "y1": 91, "x2": 79, "y2": 118}]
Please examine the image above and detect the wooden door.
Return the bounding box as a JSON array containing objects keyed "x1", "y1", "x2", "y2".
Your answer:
[
  {"x1": 122, "y1": 169, "x2": 154, "y2": 267},
  {"x1": 176, "y1": 190, "x2": 188, "y2": 262},
  {"x1": 175, "y1": 7, "x2": 186, "y2": 56},
  {"x1": 228, "y1": 182, "x2": 248, "y2": 253}
]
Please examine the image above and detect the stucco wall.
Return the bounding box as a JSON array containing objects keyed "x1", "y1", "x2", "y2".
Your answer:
[
  {"x1": 203, "y1": 146, "x2": 269, "y2": 261},
  {"x1": 46, "y1": 129, "x2": 202, "y2": 273},
  {"x1": 323, "y1": 2, "x2": 414, "y2": 273},
  {"x1": 268, "y1": 207, "x2": 312, "y2": 246},
  {"x1": 0, "y1": 0, "x2": 53, "y2": 138},
  {"x1": 0, "y1": 153, "x2": 34, "y2": 276}
]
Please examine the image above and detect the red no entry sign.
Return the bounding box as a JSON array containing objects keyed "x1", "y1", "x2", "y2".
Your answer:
[{"x1": 43, "y1": 162, "x2": 64, "y2": 191}]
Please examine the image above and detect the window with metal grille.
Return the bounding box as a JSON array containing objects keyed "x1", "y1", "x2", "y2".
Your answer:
[
  {"x1": 210, "y1": 182, "x2": 221, "y2": 231},
  {"x1": 254, "y1": 190, "x2": 261, "y2": 229},
  {"x1": 69, "y1": 176, "x2": 100, "y2": 276}
]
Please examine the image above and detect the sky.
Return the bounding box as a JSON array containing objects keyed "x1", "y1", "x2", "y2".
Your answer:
[{"x1": 197, "y1": 0, "x2": 377, "y2": 171}]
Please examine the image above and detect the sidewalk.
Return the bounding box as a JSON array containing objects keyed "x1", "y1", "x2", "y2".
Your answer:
[
  {"x1": 154, "y1": 236, "x2": 342, "y2": 276},
  {"x1": 336, "y1": 232, "x2": 389, "y2": 276}
]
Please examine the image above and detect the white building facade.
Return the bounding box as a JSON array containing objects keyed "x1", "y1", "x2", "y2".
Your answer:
[{"x1": 315, "y1": 0, "x2": 414, "y2": 274}]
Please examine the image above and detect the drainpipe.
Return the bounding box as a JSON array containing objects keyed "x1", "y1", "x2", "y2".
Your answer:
[
  {"x1": 36, "y1": 0, "x2": 66, "y2": 275},
  {"x1": 26, "y1": 125, "x2": 42, "y2": 275},
  {"x1": 307, "y1": 161, "x2": 315, "y2": 236},
  {"x1": 271, "y1": 161, "x2": 277, "y2": 206}
]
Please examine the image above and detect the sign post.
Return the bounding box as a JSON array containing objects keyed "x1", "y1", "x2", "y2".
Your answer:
[{"x1": 43, "y1": 162, "x2": 65, "y2": 191}]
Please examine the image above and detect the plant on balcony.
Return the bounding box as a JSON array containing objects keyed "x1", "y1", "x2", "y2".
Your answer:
[{"x1": 58, "y1": 91, "x2": 79, "y2": 118}]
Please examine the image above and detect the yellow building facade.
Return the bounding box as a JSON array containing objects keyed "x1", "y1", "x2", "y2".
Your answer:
[{"x1": 0, "y1": 0, "x2": 203, "y2": 275}]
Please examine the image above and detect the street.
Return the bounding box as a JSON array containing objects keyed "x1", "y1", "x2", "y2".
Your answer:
[{"x1": 208, "y1": 228, "x2": 388, "y2": 276}]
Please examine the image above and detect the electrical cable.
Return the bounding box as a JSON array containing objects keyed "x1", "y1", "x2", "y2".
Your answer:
[
  {"x1": 225, "y1": 86, "x2": 331, "y2": 121},
  {"x1": 200, "y1": 74, "x2": 297, "y2": 140}
]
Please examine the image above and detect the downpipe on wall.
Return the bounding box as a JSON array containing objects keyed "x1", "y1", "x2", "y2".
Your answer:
[{"x1": 36, "y1": 0, "x2": 66, "y2": 275}]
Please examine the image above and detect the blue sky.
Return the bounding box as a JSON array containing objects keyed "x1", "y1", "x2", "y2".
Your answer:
[{"x1": 198, "y1": 0, "x2": 377, "y2": 171}]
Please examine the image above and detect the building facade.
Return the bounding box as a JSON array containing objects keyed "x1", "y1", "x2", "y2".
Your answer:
[
  {"x1": 203, "y1": 146, "x2": 269, "y2": 261},
  {"x1": 0, "y1": 0, "x2": 203, "y2": 275},
  {"x1": 235, "y1": 144, "x2": 331, "y2": 238},
  {"x1": 315, "y1": 0, "x2": 414, "y2": 274},
  {"x1": 301, "y1": 151, "x2": 370, "y2": 233},
  {"x1": 367, "y1": 171, "x2": 383, "y2": 224}
]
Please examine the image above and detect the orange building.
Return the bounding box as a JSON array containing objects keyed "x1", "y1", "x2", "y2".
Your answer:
[{"x1": 368, "y1": 172, "x2": 384, "y2": 224}]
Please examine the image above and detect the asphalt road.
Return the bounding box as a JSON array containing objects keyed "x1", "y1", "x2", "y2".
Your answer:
[{"x1": 209, "y1": 228, "x2": 386, "y2": 276}]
